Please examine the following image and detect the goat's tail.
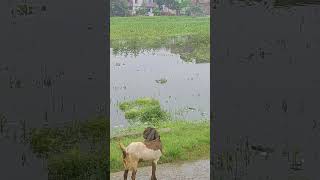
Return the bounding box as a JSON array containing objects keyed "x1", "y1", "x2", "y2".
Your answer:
[{"x1": 118, "y1": 142, "x2": 127, "y2": 155}]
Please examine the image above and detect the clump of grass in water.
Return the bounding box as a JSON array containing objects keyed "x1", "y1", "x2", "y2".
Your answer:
[
  {"x1": 119, "y1": 97, "x2": 170, "y2": 125},
  {"x1": 155, "y1": 78, "x2": 167, "y2": 84}
]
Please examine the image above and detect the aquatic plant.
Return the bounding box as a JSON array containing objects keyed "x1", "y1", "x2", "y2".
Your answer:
[
  {"x1": 119, "y1": 98, "x2": 170, "y2": 124},
  {"x1": 155, "y1": 78, "x2": 168, "y2": 84}
]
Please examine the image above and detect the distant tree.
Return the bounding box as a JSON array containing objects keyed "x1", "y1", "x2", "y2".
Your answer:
[
  {"x1": 173, "y1": 0, "x2": 191, "y2": 15},
  {"x1": 153, "y1": 7, "x2": 161, "y2": 16},
  {"x1": 155, "y1": 0, "x2": 166, "y2": 8},
  {"x1": 136, "y1": 7, "x2": 148, "y2": 16},
  {"x1": 160, "y1": 0, "x2": 176, "y2": 9},
  {"x1": 156, "y1": 0, "x2": 190, "y2": 15},
  {"x1": 186, "y1": 4, "x2": 205, "y2": 16},
  {"x1": 111, "y1": 0, "x2": 129, "y2": 16}
]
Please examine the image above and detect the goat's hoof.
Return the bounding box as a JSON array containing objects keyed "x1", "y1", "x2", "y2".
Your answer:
[{"x1": 151, "y1": 177, "x2": 157, "y2": 180}]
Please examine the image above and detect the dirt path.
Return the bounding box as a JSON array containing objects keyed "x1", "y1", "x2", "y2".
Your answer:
[{"x1": 110, "y1": 159, "x2": 210, "y2": 180}]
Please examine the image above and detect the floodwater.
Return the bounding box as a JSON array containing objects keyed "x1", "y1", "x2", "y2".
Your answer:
[{"x1": 110, "y1": 47, "x2": 210, "y2": 129}]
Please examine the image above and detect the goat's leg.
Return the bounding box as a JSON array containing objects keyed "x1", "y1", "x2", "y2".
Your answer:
[
  {"x1": 131, "y1": 169, "x2": 137, "y2": 180},
  {"x1": 123, "y1": 169, "x2": 129, "y2": 180},
  {"x1": 151, "y1": 161, "x2": 157, "y2": 180}
]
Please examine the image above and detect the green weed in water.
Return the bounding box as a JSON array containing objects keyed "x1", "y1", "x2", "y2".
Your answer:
[
  {"x1": 155, "y1": 78, "x2": 168, "y2": 84},
  {"x1": 119, "y1": 97, "x2": 170, "y2": 124}
]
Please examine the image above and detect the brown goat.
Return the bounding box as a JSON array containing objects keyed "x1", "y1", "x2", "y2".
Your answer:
[{"x1": 119, "y1": 127, "x2": 162, "y2": 180}]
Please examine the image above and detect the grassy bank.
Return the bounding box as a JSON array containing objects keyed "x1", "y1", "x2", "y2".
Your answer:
[{"x1": 110, "y1": 120, "x2": 210, "y2": 172}]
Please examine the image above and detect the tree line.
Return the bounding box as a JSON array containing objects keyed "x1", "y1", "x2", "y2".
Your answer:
[{"x1": 110, "y1": 0, "x2": 207, "y2": 16}]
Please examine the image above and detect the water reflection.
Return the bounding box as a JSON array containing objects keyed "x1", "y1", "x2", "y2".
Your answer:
[{"x1": 111, "y1": 35, "x2": 210, "y2": 64}]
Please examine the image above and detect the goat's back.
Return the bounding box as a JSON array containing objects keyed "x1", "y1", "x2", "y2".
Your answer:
[{"x1": 126, "y1": 142, "x2": 162, "y2": 161}]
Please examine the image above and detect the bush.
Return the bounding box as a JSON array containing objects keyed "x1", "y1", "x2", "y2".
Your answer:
[
  {"x1": 111, "y1": 0, "x2": 129, "y2": 16},
  {"x1": 186, "y1": 5, "x2": 205, "y2": 16},
  {"x1": 135, "y1": 7, "x2": 148, "y2": 16},
  {"x1": 153, "y1": 7, "x2": 161, "y2": 16}
]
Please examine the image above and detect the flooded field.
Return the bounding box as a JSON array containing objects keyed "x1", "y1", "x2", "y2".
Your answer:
[
  {"x1": 110, "y1": 17, "x2": 210, "y2": 130},
  {"x1": 109, "y1": 16, "x2": 211, "y2": 175},
  {"x1": 110, "y1": 47, "x2": 210, "y2": 129}
]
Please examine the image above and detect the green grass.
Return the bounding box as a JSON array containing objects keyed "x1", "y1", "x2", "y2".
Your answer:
[
  {"x1": 111, "y1": 16, "x2": 209, "y2": 41},
  {"x1": 110, "y1": 120, "x2": 210, "y2": 172},
  {"x1": 110, "y1": 16, "x2": 210, "y2": 63}
]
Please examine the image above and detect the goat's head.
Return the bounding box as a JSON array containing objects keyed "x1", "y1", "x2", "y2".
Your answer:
[{"x1": 143, "y1": 127, "x2": 160, "y2": 141}]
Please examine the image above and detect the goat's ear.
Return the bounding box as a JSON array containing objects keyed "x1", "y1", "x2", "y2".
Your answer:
[
  {"x1": 154, "y1": 131, "x2": 160, "y2": 139},
  {"x1": 143, "y1": 127, "x2": 152, "y2": 139}
]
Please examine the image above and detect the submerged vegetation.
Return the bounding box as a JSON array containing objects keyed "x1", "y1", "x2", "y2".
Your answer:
[
  {"x1": 111, "y1": 16, "x2": 210, "y2": 63},
  {"x1": 155, "y1": 78, "x2": 168, "y2": 84}
]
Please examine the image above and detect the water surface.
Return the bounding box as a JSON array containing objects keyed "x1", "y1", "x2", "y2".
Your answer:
[{"x1": 111, "y1": 48, "x2": 210, "y2": 129}]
